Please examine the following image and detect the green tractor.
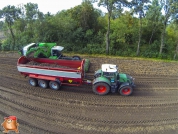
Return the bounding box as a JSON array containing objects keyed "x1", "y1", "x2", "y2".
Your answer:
[
  {"x1": 19, "y1": 42, "x2": 90, "y2": 72},
  {"x1": 93, "y1": 64, "x2": 135, "y2": 96},
  {"x1": 19, "y1": 43, "x2": 80, "y2": 59}
]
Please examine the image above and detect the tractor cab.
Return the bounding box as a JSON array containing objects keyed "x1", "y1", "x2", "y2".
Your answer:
[
  {"x1": 101, "y1": 64, "x2": 119, "y2": 92},
  {"x1": 102, "y1": 64, "x2": 119, "y2": 82},
  {"x1": 94, "y1": 64, "x2": 119, "y2": 79},
  {"x1": 101, "y1": 64, "x2": 118, "y2": 77},
  {"x1": 51, "y1": 46, "x2": 64, "y2": 58}
]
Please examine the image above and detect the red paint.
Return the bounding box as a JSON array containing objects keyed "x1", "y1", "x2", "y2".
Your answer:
[
  {"x1": 96, "y1": 85, "x2": 107, "y2": 93},
  {"x1": 17, "y1": 56, "x2": 85, "y2": 86},
  {"x1": 122, "y1": 88, "x2": 131, "y2": 95}
]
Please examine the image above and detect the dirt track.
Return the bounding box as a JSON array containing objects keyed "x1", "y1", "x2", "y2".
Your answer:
[{"x1": 0, "y1": 53, "x2": 178, "y2": 134}]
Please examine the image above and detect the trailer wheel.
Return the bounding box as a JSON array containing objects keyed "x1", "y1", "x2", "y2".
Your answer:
[
  {"x1": 119, "y1": 86, "x2": 133, "y2": 96},
  {"x1": 49, "y1": 81, "x2": 60, "y2": 90},
  {"x1": 93, "y1": 82, "x2": 110, "y2": 95},
  {"x1": 72, "y1": 56, "x2": 81, "y2": 60},
  {"x1": 38, "y1": 79, "x2": 48, "y2": 89},
  {"x1": 29, "y1": 78, "x2": 37, "y2": 87}
]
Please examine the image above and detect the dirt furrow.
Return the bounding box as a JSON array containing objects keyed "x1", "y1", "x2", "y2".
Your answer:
[{"x1": 0, "y1": 54, "x2": 178, "y2": 134}]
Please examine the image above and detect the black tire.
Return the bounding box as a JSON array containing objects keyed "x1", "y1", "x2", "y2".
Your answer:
[
  {"x1": 119, "y1": 85, "x2": 133, "y2": 96},
  {"x1": 93, "y1": 82, "x2": 110, "y2": 95},
  {"x1": 38, "y1": 79, "x2": 48, "y2": 89},
  {"x1": 28, "y1": 78, "x2": 37, "y2": 87},
  {"x1": 49, "y1": 81, "x2": 60, "y2": 90},
  {"x1": 72, "y1": 56, "x2": 81, "y2": 60}
]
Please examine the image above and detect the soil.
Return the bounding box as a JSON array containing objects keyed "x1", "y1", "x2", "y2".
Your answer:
[
  {"x1": 0, "y1": 52, "x2": 178, "y2": 134},
  {"x1": 26, "y1": 61, "x2": 74, "y2": 69}
]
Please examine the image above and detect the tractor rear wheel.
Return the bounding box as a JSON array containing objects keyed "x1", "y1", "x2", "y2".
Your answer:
[
  {"x1": 93, "y1": 82, "x2": 110, "y2": 95},
  {"x1": 28, "y1": 78, "x2": 37, "y2": 87},
  {"x1": 38, "y1": 79, "x2": 48, "y2": 89},
  {"x1": 49, "y1": 81, "x2": 60, "y2": 90},
  {"x1": 119, "y1": 85, "x2": 133, "y2": 96}
]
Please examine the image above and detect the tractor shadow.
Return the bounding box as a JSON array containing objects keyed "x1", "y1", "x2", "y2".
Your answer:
[
  {"x1": 108, "y1": 82, "x2": 156, "y2": 97},
  {"x1": 56, "y1": 82, "x2": 155, "y2": 97}
]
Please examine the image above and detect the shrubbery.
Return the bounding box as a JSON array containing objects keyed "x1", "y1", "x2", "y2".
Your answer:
[{"x1": 0, "y1": 1, "x2": 178, "y2": 61}]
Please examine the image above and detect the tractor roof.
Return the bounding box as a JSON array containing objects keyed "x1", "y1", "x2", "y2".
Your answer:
[
  {"x1": 24, "y1": 43, "x2": 36, "y2": 50},
  {"x1": 52, "y1": 46, "x2": 64, "y2": 51},
  {"x1": 101, "y1": 64, "x2": 118, "y2": 72}
]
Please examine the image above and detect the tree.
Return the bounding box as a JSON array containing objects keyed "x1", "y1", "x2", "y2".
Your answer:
[
  {"x1": 13, "y1": 3, "x2": 46, "y2": 46},
  {"x1": 23, "y1": 3, "x2": 44, "y2": 42},
  {"x1": 68, "y1": 0, "x2": 102, "y2": 46},
  {"x1": 0, "y1": 5, "x2": 21, "y2": 50},
  {"x1": 145, "y1": 0, "x2": 162, "y2": 45},
  {"x1": 131, "y1": 0, "x2": 150, "y2": 56},
  {"x1": 110, "y1": 12, "x2": 138, "y2": 54},
  {"x1": 0, "y1": 21, "x2": 4, "y2": 30},
  {"x1": 96, "y1": 0, "x2": 130, "y2": 55},
  {"x1": 159, "y1": 0, "x2": 178, "y2": 55},
  {"x1": 174, "y1": 42, "x2": 178, "y2": 59},
  {"x1": 167, "y1": 21, "x2": 178, "y2": 60},
  {"x1": 174, "y1": 16, "x2": 178, "y2": 59},
  {"x1": 24, "y1": 3, "x2": 39, "y2": 20}
]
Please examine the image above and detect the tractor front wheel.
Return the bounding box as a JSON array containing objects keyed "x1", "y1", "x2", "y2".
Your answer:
[
  {"x1": 119, "y1": 86, "x2": 133, "y2": 96},
  {"x1": 93, "y1": 83, "x2": 110, "y2": 95}
]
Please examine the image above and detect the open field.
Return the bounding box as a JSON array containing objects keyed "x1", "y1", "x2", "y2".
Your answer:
[{"x1": 0, "y1": 52, "x2": 178, "y2": 134}]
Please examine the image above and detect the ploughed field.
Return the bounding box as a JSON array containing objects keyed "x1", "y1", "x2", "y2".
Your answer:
[{"x1": 0, "y1": 52, "x2": 178, "y2": 134}]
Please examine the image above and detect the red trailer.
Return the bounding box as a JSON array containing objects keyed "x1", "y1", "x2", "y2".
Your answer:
[
  {"x1": 17, "y1": 56, "x2": 90, "y2": 90},
  {"x1": 17, "y1": 56, "x2": 135, "y2": 96}
]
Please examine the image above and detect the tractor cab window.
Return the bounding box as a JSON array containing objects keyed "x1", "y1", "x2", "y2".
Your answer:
[
  {"x1": 52, "y1": 50, "x2": 61, "y2": 57},
  {"x1": 103, "y1": 72, "x2": 116, "y2": 78}
]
